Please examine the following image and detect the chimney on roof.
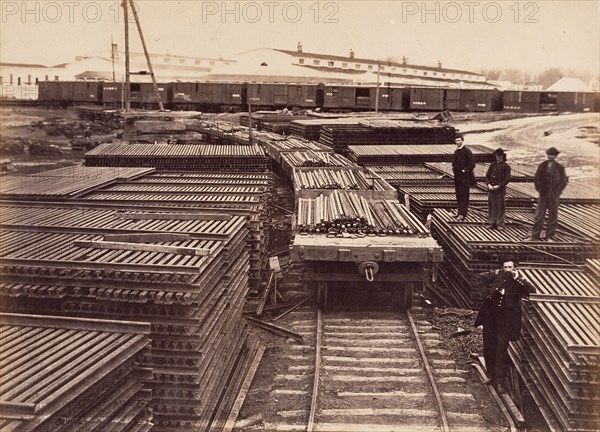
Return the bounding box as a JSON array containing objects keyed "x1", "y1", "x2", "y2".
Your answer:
[
  {"x1": 297, "y1": 42, "x2": 303, "y2": 53},
  {"x1": 438, "y1": 60, "x2": 442, "y2": 69},
  {"x1": 402, "y1": 56, "x2": 408, "y2": 65},
  {"x1": 350, "y1": 49, "x2": 355, "y2": 59}
]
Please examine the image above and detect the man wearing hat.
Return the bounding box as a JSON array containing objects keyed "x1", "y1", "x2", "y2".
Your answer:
[
  {"x1": 530, "y1": 147, "x2": 568, "y2": 241},
  {"x1": 452, "y1": 133, "x2": 476, "y2": 220},
  {"x1": 485, "y1": 148, "x2": 511, "y2": 229}
]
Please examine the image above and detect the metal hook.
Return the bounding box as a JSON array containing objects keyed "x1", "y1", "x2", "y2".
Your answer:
[{"x1": 365, "y1": 266, "x2": 374, "y2": 282}]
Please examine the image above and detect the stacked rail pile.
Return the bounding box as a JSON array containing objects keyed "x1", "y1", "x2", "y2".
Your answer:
[
  {"x1": 85, "y1": 142, "x2": 268, "y2": 172},
  {"x1": 425, "y1": 161, "x2": 536, "y2": 182},
  {"x1": 280, "y1": 150, "x2": 354, "y2": 179},
  {"x1": 188, "y1": 120, "x2": 254, "y2": 146},
  {"x1": 319, "y1": 120, "x2": 456, "y2": 156},
  {"x1": 348, "y1": 144, "x2": 495, "y2": 165},
  {"x1": 0, "y1": 203, "x2": 260, "y2": 432},
  {"x1": 370, "y1": 165, "x2": 454, "y2": 187},
  {"x1": 240, "y1": 112, "x2": 310, "y2": 134},
  {"x1": 255, "y1": 135, "x2": 332, "y2": 167},
  {"x1": 294, "y1": 167, "x2": 396, "y2": 200},
  {"x1": 0, "y1": 313, "x2": 152, "y2": 432},
  {"x1": 289, "y1": 118, "x2": 363, "y2": 141},
  {"x1": 396, "y1": 184, "x2": 534, "y2": 221},
  {"x1": 510, "y1": 261, "x2": 599, "y2": 432},
  {"x1": 296, "y1": 190, "x2": 427, "y2": 236},
  {"x1": 429, "y1": 207, "x2": 599, "y2": 307},
  {"x1": 73, "y1": 171, "x2": 272, "y2": 293},
  {"x1": 0, "y1": 166, "x2": 153, "y2": 199}
]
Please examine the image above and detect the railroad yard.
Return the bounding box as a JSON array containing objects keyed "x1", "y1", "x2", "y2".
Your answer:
[{"x1": 0, "y1": 105, "x2": 599, "y2": 432}]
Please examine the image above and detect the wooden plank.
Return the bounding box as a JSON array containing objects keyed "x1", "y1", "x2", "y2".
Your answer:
[
  {"x1": 115, "y1": 212, "x2": 233, "y2": 220},
  {"x1": 103, "y1": 233, "x2": 191, "y2": 243},
  {"x1": 73, "y1": 240, "x2": 211, "y2": 256}
]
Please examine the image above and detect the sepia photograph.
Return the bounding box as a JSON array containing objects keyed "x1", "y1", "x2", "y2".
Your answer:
[{"x1": 0, "y1": 1, "x2": 598, "y2": 431}]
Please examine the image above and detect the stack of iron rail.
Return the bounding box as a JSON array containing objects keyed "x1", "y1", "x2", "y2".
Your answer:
[
  {"x1": 369, "y1": 164, "x2": 454, "y2": 186},
  {"x1": 396, "y1": 183, "x2": 535, "y2": 221},
  {"x1": 289, "y1": 118, "x2": 363, "y2": 141},
  {"x1": 296, "y1": 190, "x2": 428, "y2": 236},
  {"x1": 318, "y1": 121, "x2": 456, "y2": 156},
  {"x1": 255, "y1": 135, "x2": 332, "y2": 167},
  {"x1": 424, "y1": 161, "x2": 537, "y2": 182},
  {"x1": 85, "y1": 143, "x2": 269, "y2": 172},
  {"x1": 240, "y1": 112, "x2": 310, "y2": 134},
  {"x1": 280, "y1": 150, "x2": 355, "y2": 179},
  {"x1": 510, "y1": 261, "x2": 599, "y2": 432},
  {"x1": 429, "y1": 207, "x2": 598, "y2": 307},
  {"x1": 0, "y1": 202, "x2": 260, "y2": 432},
  {"x1": 0, "y1": 313, "x2": 152, "y2": 432},
  {"x1": 348, "y1": 144, "x2": 496, "y2": 165}
]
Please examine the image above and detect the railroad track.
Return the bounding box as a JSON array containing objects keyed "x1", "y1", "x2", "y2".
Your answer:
[{"x1": 234, "y1": 305, "x2": 515, "y2": 431}]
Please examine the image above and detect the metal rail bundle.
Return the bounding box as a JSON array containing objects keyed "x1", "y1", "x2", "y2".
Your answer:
[
  {"x1": 429, "y1": 208, "x2": 598, "y2": 307},
  {"x1": 289, "y1": 118, "x2": 364, "y2": 141},
  {"x1": 370, "y1": 164, "x2": 453, "y2": 186},
  {"x1": 0, "y1": 204, "x2": 260, "y2": 432},
  {"x1": 0, "y1": 166, "x2": 153, "y2": 198},
  {"x1": 348, "y1": 144, "x2": 496, "y2": 165},
  {"x1": 85, "y1": 143, "x2": 269, "y2": 172},
  {"x1": 425, "y1": 162, "x2": 537, "y2": 183},
  {"x1": 294, "y1": 167, "x2": 391, "y2": 192},
  {"x1": 510, "y1": 263, "x2": 599, "y2": 432},
  {"x1": 0, "y1": 313, "x2": 152, "y2": 432},
  {"x1": 296, "y1": 191, "x2": 428, "y2": 236}
]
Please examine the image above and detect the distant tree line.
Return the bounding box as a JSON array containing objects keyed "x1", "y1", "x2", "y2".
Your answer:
[{"x1": 479, "y1": 67, "x2": 596, "y2": 90}]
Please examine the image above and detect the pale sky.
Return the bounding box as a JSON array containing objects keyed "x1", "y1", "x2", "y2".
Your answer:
[{"x1": 1, "y1": 0, "x2": 598, "y2": 76}]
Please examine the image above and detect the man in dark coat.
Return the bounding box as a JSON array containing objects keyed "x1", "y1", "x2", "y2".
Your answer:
[
  {"x1": 530, "y1": 147, "x2": 568, "y2": 241},
  {"x1": 452, "y1": 133, "x2": 476, "y2": 220},
  {"x1": 485, "y1": 148, "x2": 511, "y2": 230},
  {"x1": 474, "y1": 258, "x2": 535, "y2": 394}
]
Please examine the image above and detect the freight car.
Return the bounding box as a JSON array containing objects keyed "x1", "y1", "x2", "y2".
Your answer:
[{"x1": 38, "y1": 81, "x2": 103, "y2": 107}]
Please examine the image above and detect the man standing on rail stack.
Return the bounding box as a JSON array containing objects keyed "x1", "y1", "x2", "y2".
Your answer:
[
  {"x1": 452, "y1": 133, "x2": 476, "y2": 221},
  {"x1": 485, "y1": 148, "x2": 511, "y2": 230},
  {"x1": 474, "y1": 257, "x2": 535, "y2": 394},
  {"x1": 529, "y1": 147, "x2": 568, "y2": 241}
]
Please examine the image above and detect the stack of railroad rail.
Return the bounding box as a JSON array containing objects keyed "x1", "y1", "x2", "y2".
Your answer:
[
  {"x1": 280, "y1": 150, "x2": 355, "y2": 179},
  {"x1": 0, "y1": 166, "x2": 153, "y2": 199},
  {"x1": 348, "y1": 144, "x2": 496, "y2": 165},
  {"x1": 189, "y1": 120, "x2": 255, "y2": 146},
  {"x1": 429, "y1": 207, "x2": 599, "y2": 307},
  {"x1": 425, "y1": 161, "x2": 537, "y2": 182},
  {"x1": 84, "y1": 142, "x2": 269, "y2": 172},
  {"x1": 294, "y1": 167, "x2": 396, "y2": 200},
  {"x1": 289, "y1": 118, "x2": 365, "y2": 141},
  {"x1": 396, "y1": 183, "x2": 535, "y2": 221},
  {"x1": 121, "y1": 118, "x2": 203, "y2": 143},
  {"x1": 510, "y1": 261, "x2": 599, "y2": 432},
  {"x1": 318, "y1": 121, "x2": 456, "y2": 155},
  {"x1": 0, "y1": 202, "x2": 261, "y2": 432},
  {"x1": 255, "y1": 135, "x2": 332, "y2": 167},
  {"x1": 239, "y1": 112, "x2": 310, "y2": 134},
  {"x1": 77, "y1": 105, "x2": 121, "y2": 126},
  {"x1": 295, "y1": 190, "x2": 427, "y2": 236},
  {"x1": 0, "y1": 313, "x2": 152, "y2": 432},
  {"x1": 369, "y1": 164, "x2": 454, "y2": 186}
]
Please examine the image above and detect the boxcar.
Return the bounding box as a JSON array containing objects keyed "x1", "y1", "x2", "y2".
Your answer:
[
  {"x1": 459, "y1": 89, "x2": 498, "y2": 112},
  {"x1": 247, "y1": 83, "x2": 288, "y2": 107},
  {"x1": 101, "y1": 82, "x2": 123, "y2": 106},
  {"x1": 371, "y1": 86, "x2": 409, "y2": 111},
  {"x1": 38, "y1": 81, "x2": 102, "y2": 105},
  {"x1": 502, "y1": 90, "x2": 541, "y2": 113},
  {"x1": 410, "y1": 87, "x2": 445, "y2": 111},
  {"x1": 287, "y1": 84, "x2": 321, "y2": 108},
  {"x1": 556, "y1": 92, "x2": 596, "y2": 112},
  {"x1": 323, "y1": 85, "x2": 358, "y2": 110},
  {"x1": 129, "y1": 82, "x2": 168, "y2": 107}
]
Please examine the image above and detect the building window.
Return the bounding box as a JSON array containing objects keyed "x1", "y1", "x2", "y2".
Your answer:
[
  {"x1": 55, "y1": 76, "x2": 59, "y2": 81},
  {"x1": 433, "y1": 72, "x2": 437, "y2": 76},
  {"x1": 18, "y1": 77, "x2": 21, "y2": 85},
  {"x1": 164, "y1": 58, "x2": 170, "y2": 63},
  {"x1": 35, "y1": 77, "x2": 39, "y2": 84},
  {"x1": 355, "y1": 64, "x2": 360, "y2": 69},
  {"x1": 342, "y1": 62, "x2": 347, "y2": 68},
  {"x1": 443, "y1": 73, "x2": 446, "y2": 77},
  {"x1": 28, "y1": 74, "x2": 31, "y2": 84},
  {"x1": 328, "y1": 61, "x2": 334, "y2": 67},
  {"x1": 179, "y1": 59, "x2": 185, "y2": 64},
  {"x1": 402, "y1": 69, "x2": 407, "y2": 73},
  {"x1": 313, "y1": 59, "x2": 320, "y2": 66},
  {"x1": 45, "y1": 75, "x2": 49, "y2": 80},
  {"x1": 194, "y1": 60, "x2": 201, "y2": 65},
  {"x1": 392, "y1": 67, "x2": 396, "y2": 71},
  {"x1": 10, "y1": 74, "x2": 13, "y2": 84},
  {"x1": 299, "y1": 58, "x2": 305, "y2": 64},
  {"x1": 0, "y1": 76, "x2": 2, "y2": 84},
  {"x1": 368, "y1": 65, "x2": 373, "y2": 70},
  {"x1": 209, "y1": 61, "x2": 215, "y2": 66},
  {"x1": 423, "y1": 72, "x2": 427, "y2": 76},
  {"x1": 380, "y1": 66, "x2": 385, "y2": 71}
]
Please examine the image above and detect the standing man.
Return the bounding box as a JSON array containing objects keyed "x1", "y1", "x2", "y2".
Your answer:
[
  {"x1": 530, "y1": 147, "x2": 568, "y2": 241},
  {"x1": 452, "y1": 133, "x2": 476, "y2": 220},
  {"x1": 474, "y1": 258, "x2": 535, "y2": 394},
  {"x1": 485, "y1": 148, "x2": 511, "y2": 230}
]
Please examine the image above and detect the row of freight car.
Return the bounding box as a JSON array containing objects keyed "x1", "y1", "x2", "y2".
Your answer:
[{"x1": 37, "y1": 80, "x2": 600, "y2": 113}]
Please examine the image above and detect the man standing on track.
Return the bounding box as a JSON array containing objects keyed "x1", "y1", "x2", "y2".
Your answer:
[
  {"x1": 485, "y1": 148, "x2": 511, "y2": 230},
  {"x1": 452, "y1": 133, "x2": 476, "y2": 221},
  {"x1": 530, "y1": 147, "x2": 568, "y2": 241},
  {"x1": 474, "y1": 258, "x2": 535, "y2": 394}
]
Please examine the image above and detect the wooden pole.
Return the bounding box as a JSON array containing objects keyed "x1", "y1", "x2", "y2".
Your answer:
[
  {"x1": 129, "y1": 0, "x2": 164, "y2": 111},
  {"x1": 122, "y1": 0, "x2": 131, "y2": 112}
]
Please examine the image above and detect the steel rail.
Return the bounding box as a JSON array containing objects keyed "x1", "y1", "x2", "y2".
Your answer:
[
  {"x1": 306, "y1": 307, "x2": 323, "y2": 432},
  {"x1": 406, "y1": 310, "x2": 450, "y2": 432}
]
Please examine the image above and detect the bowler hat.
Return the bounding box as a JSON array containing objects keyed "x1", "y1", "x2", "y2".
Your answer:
[
  {"x1": 493, "y1": 148, "x2": 505, "y2": 156},
  {"x1": 546, "y1": 147, "x2": 560, "y2": 155},
  {"x1": 455, "y1": 133, "x2": 464, "y2": 140}
]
